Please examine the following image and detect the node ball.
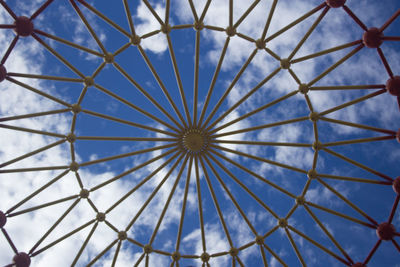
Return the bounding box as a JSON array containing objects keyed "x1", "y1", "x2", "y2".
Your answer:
[
  {"x1": 309, "y1": 112, "x2": 319, "y2": 122},
  {"x1": 393, "y1": 177, "x2": 400, "y2": 194},
  {"x1": 193, "y1": 21, "x2": 204, "y2": 31},
  {"x1": 397, "y1": 129, "x2": 400, "y2": 144},
  {"x1": 171, "y1": 251, "x2": 181, "y2": 261},
  {"x1": 312, "y1": 141, "x2": 323, "y2": 151},
  {"x1": 299, "y1": 83, "x2": 309, "y2": 94},
  {"x1": 84, "y1": 76, "x2": 94, "y2": 87},
  {"x1": 96, "y1": 212, "x2": 106, "y2": 222},
  {"x1": 118, "y1": 231, "x2": 127, "y2": 240},
  {"x1": 79, "y1": 189, "x2": 90, "y2": 198},
  {"x1": 66, "y1": 133, "x2": 76, "y2": 143},
  {"x1": 71, "y1": 104, "x2": 82, "y2": 114},
  {"x1": 277, "y1": 218, "x2": 287, "y2": 228},
  {"x1": 13, "y1": 252, "x2": 31, "y2": 267},
  {"x1": 143, "y1": 244, "x2": 152, "y2": 254},
  {"x1": 307, "y1": 169, "x2": 317, "y2": 179},
  {"x1": 161, "y1": 24, "x2": 171, "y2": 34},
  {"x1": 376, "y1": 222, "x2": 395, "y2": 240},
  {"x1": 351, "y1": 263, "x2": 366, "y2": 267},
  {"x1": 229, "y1": 247, "x2": 239, "y2": 257},
  {"x1": 280, "y1": 58, "x2": 291, "y2": 69},
  {"x1": 225, "y1": 26, "x2": 236, "y2": 37},
  {"x1": 296, "y1": 196, "x2": 305, "y2": 205},
  {"x1": 0, "y1": 211, "x2": 7, "y2": 228},
  {"x1": 0, "y1": 64, "x2": 7, "y2": 82},
  {"x1": 386, "y1": 76, "x2": 400, "y2": 96},
  {"x1": 104, "y1": 53, "x2": 114, "y2": 64},
  {"x1": 255, "y1": 39, "x2": 265, "y2": 50},
  {"x1": 69, "y1": 162, "x2": 79, "y2": 172},
  {"x1": 326, "y1": 0, "x2": 346, "y2": 8},
  {"x1": 200, "y1": 252, "x2": 210, "y2": 262},
  {"x1": 14, "y1": 16, "x2": 34, "y2": 37},
  {"x1": 131, "y1": 35, "x2": 141, "y2": 46},
  {"x1": 362, "y1": 27, "x2": 383, "y2": 48},
  {"x1": 255, "y1": 235, "x2": 264, "y2": 245}
]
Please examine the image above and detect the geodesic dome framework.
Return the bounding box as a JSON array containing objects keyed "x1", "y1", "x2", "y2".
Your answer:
[{"x1": 0, "y1": 0, "x2": 400, "y2": 266}]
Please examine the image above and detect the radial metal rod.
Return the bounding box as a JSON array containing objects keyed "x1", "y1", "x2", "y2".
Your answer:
[
  {"x1": 0, "y1": 139, "x2": 66, "y2": 168},
  {"x1": 149, "y1": 154, "x2": 190, "y2": 244},
  {"x1": 0, "y1": 108, "x2": 70, "y2": 122},
  {"x1": 175, "y1": 156, "x2": 194, "y2": 251},
  {"x1": 166, "y1": 34, "x2": 192, "y2": 127},
  {"x1": 105, "y1": 150, "x2": 181, "y2": 213},
  {"x1": 125, "y1": 153, "x2": 186, "y2": 231},
  {"x1": 209, "y1": 67, "x2": 281, "y2": 131},
  {"x1": 93, "y1": 83, "x2": 180, "y2": 133},
  {"x1": 199, "y1": 155, "x2": 234, "y2": 247},
  {"x1": 81, "y1": 109, "x2": 179, "y2": 137},
  {"x1": 6, "y1": 77, "x2": 71, "y2": 107},
  {"x1": 137, "y1": 45, "x2": 188, "y2": 128},
  {"x1": 198, "y1": 37, "x2": 230, "y2": 127},
  {"x1": 266, "y1": 3, "x2": 326, "y2": 42},
  {"x1": 211, "y1": 144, "x2": 307, "y2": 174},
  {"x1": 76, "y1": 0, "x2": 130, "y2": 37},
  {"x1": 202, "y1": 49, "x2": 258, "y2": 130},
  {"x1": 89, "y1": 147, "x2": 179, "y2": 191},
  {"x1": 1, "y1": 35, "x2": 19, "y2": 65},
  {"x1": 209, "y1": 90, "x2": 297, "y2": 134}
]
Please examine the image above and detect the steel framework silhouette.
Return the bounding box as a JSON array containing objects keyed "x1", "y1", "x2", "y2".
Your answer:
[{"x1": 0, "y1": 0, "x2": 400, "y2": 266}]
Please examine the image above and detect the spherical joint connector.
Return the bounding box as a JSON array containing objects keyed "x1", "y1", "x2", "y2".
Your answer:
[
  {"x1": 397, "y1": 129, "x2": 400, "y2": 144},
  {"x1": 193, "y1": 21, "x2": 204, "y2": 31},
  {"x1": 171, "y1": 251, "x2": 181, "y2": 261},
  {"x1": 161, "y1": 23, "x2": 172, "y2": 34},
  {"x1": 96, "y1": 212, "x2": 106, "y2": 222},
  {"x1": 280, "y1": 58, "x2": 291, "y2": 69},
  {"x1": 277, "y1": 218, "x2": 288, "y2": 228},
  {"x1": 84, "y1": 76, "x2": 94, "y2": 87},
  {"x1": 312, "y1": 141, "x2": 323, "y2": 151},
  {"x1": 307, "y1": 169, "x2": 317, "y2": 179},
  {"x1": 79, "y1": 189, "x2": 89, "y2": 198},
  {"x1": 143, "y1": 244, "x2": 153, "y2": 254},
  {"x1": 71, "y1": 104, "x2": 82, "y2": 114},
  {"x1": 393, "y1": 177, "x2": 400, "y2": 195},
  {"x1": 376, "y1": 222, "x2": 396, "y2": 240},
  {"x1": 325, "y1": 0, "x2": 346, "y2": 8},
  {"x1": 200, "y1": 252, "x2": 210, "y2": 262},
  {"x1": 225, "y1": 26, "x2": 236, "y2": 37},
  {"x1": 363, "y1": 27, "x2": 383, "y2": 48},
  {"x1": 386, "y1": 76, "x2": 400, "y2": 96},
  {"x1": 14, "y1": 16, "x2": 34, "y2": 37},
  {"x1": 104, "y1": 52, "x2": 114, "y2": 64},
  {"x1": 69, "y1": 162, "x2": 79, "y2": 172},
  {"x1": 309, "y1": 112, "x2": 319, "y2": 122},
  {"x1": 298, "y1": 83, "x2": 309, "y2": 94},
  {"x1": 0, "y1": 211, "x2": 7, "y2": 228},
  {"x1": 229, "y1": 247, "x2": 239, "y2": 257},
  {"x1": 118, "y1": 231, "x2": 127, "y2": 240},
  {"x1": 255, "y1": 39, "x2": 265, "y2": 50},
  {"x1": 255, "y1": 235, "x2": 264, "y2": 245},
  {"x1": 13, "y1": 252, "x2": 31, "y2": 267},
  {"x1": 66, "y1": 133, "x2": 76, "y2": 143},
  {"x1": 0, "y1": 64, "x2": 7, "y2": 82},
  {"x1": 131, "y1": 35, "x2": 141, "y2": 46},
  {"x1": 296, "y1": 195, "x2": 305, "y2": 205}
]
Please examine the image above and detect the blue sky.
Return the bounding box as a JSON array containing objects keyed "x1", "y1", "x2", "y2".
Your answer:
[{"x1": 0, "y1": 0, "x2": 400, "y2": 266}]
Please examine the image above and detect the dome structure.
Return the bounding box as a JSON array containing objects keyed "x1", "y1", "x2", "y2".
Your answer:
[{"x1": 0, "y1": 0, "x2": 399, "y2": 266}]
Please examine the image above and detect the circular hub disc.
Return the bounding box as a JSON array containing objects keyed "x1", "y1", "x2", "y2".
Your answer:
[{"x1": 183, "y1": 129, "x2": 207, "y2": 153}]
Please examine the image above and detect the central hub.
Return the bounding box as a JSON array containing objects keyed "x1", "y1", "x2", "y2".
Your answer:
[{"x1": 182, "y1": 129, "x2": 207, "y2": 153}]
